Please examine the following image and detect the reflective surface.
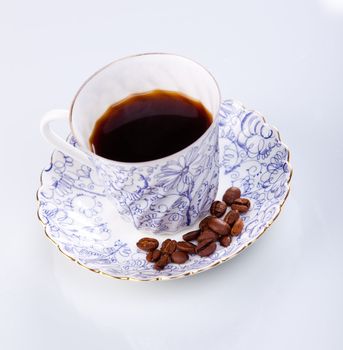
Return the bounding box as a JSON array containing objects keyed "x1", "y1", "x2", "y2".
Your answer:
[{"x1": 0, "y1": 0, "x2": 342, "y2": 349}]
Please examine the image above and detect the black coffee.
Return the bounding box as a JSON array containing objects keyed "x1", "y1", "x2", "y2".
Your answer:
[{"x1": 89, "y1": 90, "x2": 212, "y2": 162}]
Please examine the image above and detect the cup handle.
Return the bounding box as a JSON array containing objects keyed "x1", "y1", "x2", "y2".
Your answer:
[{"x1": 40, "y1": 109, "x2": 93, "y2": 167}]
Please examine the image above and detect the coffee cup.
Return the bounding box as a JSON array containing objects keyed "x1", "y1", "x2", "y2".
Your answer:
[{"x1": 40, "y1": 53, "x2": 221, "y2": 232}]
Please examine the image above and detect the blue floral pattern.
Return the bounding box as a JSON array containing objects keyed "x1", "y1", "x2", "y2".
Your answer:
[
  {"x1": 91, "y1": 121, "x2": 219, "y2": 232},
  {"x1": 37, "y1": 100, "x2": 292, "y2": 281}
]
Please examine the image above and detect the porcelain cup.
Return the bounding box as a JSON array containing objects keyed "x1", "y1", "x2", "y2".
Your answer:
[{"x1": 40, "y1": 53, "x2": 221, "y2": 232}]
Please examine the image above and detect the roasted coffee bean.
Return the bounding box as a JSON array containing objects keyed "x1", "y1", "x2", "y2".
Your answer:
[
  {"x1": 154, "y1": 254, "x2": 170, "y2": 270},
  {"x1": 222, "y1": 187, "x2": 241, "y2": 205},
  {"x1": 219, "y1": 235, "x2": 232, "y2": 247},
  {"x1": 182, "y1": 229, "x2": 200, "y2": 242},
  {"x1": 176, "y1": 241, "x2": 196, "y2": 254},
  {"x1": 161, "y1": 239, "x2": 171, "y2": 251},
  {"x1": 196, "y1": 239, "x2": 217, "y2": 257},
  {"x1": 231, "y1": 198, "x2": 251, "y2": 213},
  {"x1": 161, "y1": 239, "x2": 177, "y2": 255},
  {"x1": 136, "y1": 237, "x2": 159, "y2": 252},
  {"x1": 207, "y1": 217, "x2": 231, "y2": 236},
  {"x1": 146, "y1": 251, "x2": 153, "y2": 262},
  {"x1": 224, "y1": 209, "x2": 240, "y2": 225},
  {"x1": 199, "y1": 216, "x2": 212, "y2": 231},
  {"x1": 171, "y1": 251, "x2": 189, "y2": 264},
  {"x1": 231, "y1": 218, "x2": 244, "y2": 236},
  {"x1": 146, "y1": 249, "x2": 162, "y2": 262},
  {"x1": 197, "y1": 229, "x2": 218, "y2": 243},
  {"x1": 210, "y1": 200, "x2": 227, "y2": 218}
]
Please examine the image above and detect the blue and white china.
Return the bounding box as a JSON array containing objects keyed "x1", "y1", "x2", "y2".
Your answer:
[
  {"x1": 37, "y1": 99, "x2": 292, "y2": 281},
  {"x1": 40, "y1": 54, "x2": 221, "y2": 232}
]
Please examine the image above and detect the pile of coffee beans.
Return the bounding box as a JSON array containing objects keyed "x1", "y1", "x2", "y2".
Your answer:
[{"x1": 136, "y1": 187, "x2": 250, "y2": 270}]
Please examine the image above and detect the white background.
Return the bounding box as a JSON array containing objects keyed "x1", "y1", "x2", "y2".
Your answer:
[{"x1": 1, "y1": 0, "x2": 342, "y2": 349}]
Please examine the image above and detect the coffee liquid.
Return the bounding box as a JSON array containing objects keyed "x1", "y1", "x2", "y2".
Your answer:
[{"x1": 89, "y1": 90, "x2": 212, "y2": 162}]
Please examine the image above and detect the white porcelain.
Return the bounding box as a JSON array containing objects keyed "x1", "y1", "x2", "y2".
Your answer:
[{"x1": 40, "y1": 54, "x2": 221, "y2": 232}]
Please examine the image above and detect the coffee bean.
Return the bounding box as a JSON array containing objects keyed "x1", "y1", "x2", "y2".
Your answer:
[
  {"x1": 231, "y1": 198, "x2": 251, "y2": 213},
  {"x1": 199, "y1": 216, "x2": 212, "y2": 231},
  {"x1": 182, "y1": 229, "x2": 200, "y2": 242},
  {"x1": 154, "y1": 254, "x2": 170, "y2": 270},
  {"x1": 231, "y1": 218, "x2": 244, "y2": 236},
  {"x1": 210, "y1": 200, "x2": 227, "y2": 218},
  {"x1": 161, "y1": 239, "x2": 177, "y2": 255},
  {"x1": 219, "y1": 235, "x2": 231, "y2": 247},
  {"x1": 161, "y1": 239, "x2": 171, "y2": 251},
  {"x1": 146, "y1": 252, "x2": 153, "y2": 262},
  {"x1": 222, "y1": 187, "x2": 241, "y2": 205},
  {"x1": 171, "y1": 251, "x2": 189, "y2": 264},
  {"x1": 197, "y1": 229, "x2": 218, "y2": 243},
  {"x1": 207, "y1": 217, "x2": 231, "y2": 236},
  {"x1": 138, "y1": 187, "x2": 246, "y2": 269},
  {"x1": 196, "y1": 239, "x2": 217, "y2": 257},
  {"x1": 136, "y1": 237, "x2": 159, "y2": 252},
  {"x1": 224, "y1": 209, "x2": 240, "y2": 225},
  {"x1": 176, "y1": 241, "x2": 196, "y2": 254},
  {"x1": 146, "y1": 249, "x2": 162, "y2": 262}
]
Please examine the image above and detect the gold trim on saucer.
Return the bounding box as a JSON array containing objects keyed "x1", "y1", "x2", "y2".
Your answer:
[{"x1": 36, "y1": 100, "x2": 293, "y2": 282}]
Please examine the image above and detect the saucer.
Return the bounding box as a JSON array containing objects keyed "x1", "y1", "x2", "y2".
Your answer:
[{"x1": 37, "y1": 99, "x2": 292, "y2": 281}]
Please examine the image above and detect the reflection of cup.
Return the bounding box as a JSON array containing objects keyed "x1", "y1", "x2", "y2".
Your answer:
[{"x1": 40, "y1": 53, "x2": 221, "y2": 233}]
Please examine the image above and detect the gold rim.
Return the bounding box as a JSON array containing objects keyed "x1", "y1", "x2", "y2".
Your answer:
[{"x1": 36, "y1": 100, "x2": 293, "y2": 282}]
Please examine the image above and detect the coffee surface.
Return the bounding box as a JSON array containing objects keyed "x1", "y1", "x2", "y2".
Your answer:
[{"x1": 89, "y1": 90, "x2": 212, "y2": 162}]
